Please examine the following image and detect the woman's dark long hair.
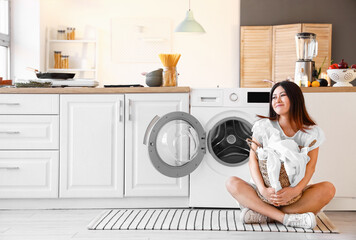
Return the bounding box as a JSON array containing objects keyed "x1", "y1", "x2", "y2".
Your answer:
[{"x1": 258, "y1": 81, "x2": 316, "y2": 132}]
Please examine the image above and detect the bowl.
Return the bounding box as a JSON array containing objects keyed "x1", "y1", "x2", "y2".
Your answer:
[
  {"x1": 146, "y1": 76, "x2": 162, "y2": 87},
  {"x1": 327, "y1": 69, "x2": 356, "y2": 87}
]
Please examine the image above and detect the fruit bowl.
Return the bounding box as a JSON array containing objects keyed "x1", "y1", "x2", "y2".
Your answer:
[{"x1": 327, "y1": 69, "x2": 356, "y2": 87}]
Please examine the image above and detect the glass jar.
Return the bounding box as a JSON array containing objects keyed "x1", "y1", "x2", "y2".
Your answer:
[
  {"x1": 162, "y1": 67, "x2": 177, "y2": 87},
  {"x1": 54, "y1": 51, "x2": 62, "y2": 68},
  {"x1": 57, "y1": 30, "x2": 66, "y2": 40},
  {"x1": 61, "y1": 55, "x2": 69, "y2": 69},
  {"x1": 66, "y1": 27, "x2": 72, "y2": 40},
  {"x1": 72, "y1": 28, "x2": 76, "y2": 40}
]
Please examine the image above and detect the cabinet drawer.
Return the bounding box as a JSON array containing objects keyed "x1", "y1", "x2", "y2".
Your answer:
[
  {"x1": 0, "y1": 116, "x2": 59, "y2": 149},
  {"x1": 0, "y1": 94, "x2": 59, "y2": 114},
  {"x1": 0, "y1": 151, "x2": 59, "y2": 198}
]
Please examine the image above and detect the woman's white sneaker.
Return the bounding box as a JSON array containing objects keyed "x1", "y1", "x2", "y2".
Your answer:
[
  {"x1": 283, "y1": 212, "x2": 316, "y2": 229},
  {"x1": 240, "y1": 208, "x2": 273, "y2": 224}
]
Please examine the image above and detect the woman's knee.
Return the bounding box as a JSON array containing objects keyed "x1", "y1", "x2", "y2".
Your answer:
[
  {"x1": 225, "y1": 176, "x2": 245, "y2": 194},
  {"x1": 321, "y1": 181, "x2": 336, "y2": 199}
]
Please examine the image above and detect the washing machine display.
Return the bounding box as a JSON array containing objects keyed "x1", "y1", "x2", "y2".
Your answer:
[{"x1": 208, "y1": 117, "x2": 252, "y2": 166}]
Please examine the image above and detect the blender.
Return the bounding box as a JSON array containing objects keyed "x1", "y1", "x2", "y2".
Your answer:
[{"x1": 294, "y1": 32, "x2": 318, "y2": 83}]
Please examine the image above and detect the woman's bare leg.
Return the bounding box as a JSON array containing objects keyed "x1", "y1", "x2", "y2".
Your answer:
[
  {"x1": 226, "y1": 176, "x2": 285, "y2": 223},
  {"x1": 280, "y1": 181, "x2": 336, "y2": 215}
]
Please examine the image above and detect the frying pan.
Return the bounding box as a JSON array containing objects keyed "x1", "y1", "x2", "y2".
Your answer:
[{"x1": 27, "y1": 67, "x2": 75, "y2": 79}]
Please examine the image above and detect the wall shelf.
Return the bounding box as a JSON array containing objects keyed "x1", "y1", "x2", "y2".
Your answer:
[{"x1": 45, "y1": 28, "x2": 98, "y2": 80}]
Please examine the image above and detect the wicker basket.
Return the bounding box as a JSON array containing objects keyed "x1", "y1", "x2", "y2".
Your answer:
[
  {"x1": 246, "y1": 138, "x2": 303, "y2": 206},
  {"x1": 257, "y1": 159, "x2": 302, "y2": 206}
]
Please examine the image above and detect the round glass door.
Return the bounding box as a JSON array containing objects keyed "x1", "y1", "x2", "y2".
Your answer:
[
  {"x1": 207, "y1": 117, "x2": 252, "y2": 166},
  {"x1": 148, "y1": 112, "x2": 206, "y2": 178}
]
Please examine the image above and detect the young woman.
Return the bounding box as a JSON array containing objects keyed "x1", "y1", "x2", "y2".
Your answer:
[{"x1": 226, "y1": 81, "x2": 336, "y2": 229}]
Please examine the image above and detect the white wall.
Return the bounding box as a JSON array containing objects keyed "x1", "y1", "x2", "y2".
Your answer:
[
  {"x1": 13, "y1": 0, "x2": 240, "y2": 88},
  {"x1": 10, "y1": 0, "x2": 40, "y2": 80}
]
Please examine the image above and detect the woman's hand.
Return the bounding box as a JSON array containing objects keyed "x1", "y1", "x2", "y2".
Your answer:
[
  {"x1": 260, "y1": 187, "x2": 280, "y2": 206},
  {"x1": 272, "y1": 187, "x2": 301, "y2": 206}
]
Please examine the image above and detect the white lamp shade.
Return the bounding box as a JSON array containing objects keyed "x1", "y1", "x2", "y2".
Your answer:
[{"x1": 175, "y1": 10, "x2": 205, "y2": 33}]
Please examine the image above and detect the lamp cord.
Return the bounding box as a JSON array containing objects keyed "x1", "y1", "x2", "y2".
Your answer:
[{"x1": 189, "y1": 0, "x2": 191, "y2": 10}]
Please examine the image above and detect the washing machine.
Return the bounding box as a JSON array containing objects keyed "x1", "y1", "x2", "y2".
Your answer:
[{"x1": 144, "y1": 88, "x2": 270, "y2": 208}]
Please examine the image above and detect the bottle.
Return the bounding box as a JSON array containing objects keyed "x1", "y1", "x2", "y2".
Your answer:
[
  {"x1": 54, "y1": 51, "x2": 62, "y2": 68},
  {"x1": 300, "y1": 68, "x2": 308, "y2": 87},
  {"x1": 295, "y1": 68, "x2": 308, "y2": 87}
]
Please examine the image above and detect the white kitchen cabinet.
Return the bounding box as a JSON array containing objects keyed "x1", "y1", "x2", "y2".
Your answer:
[
  {"x1": 0, "y1": 94, "x2": 60, "y2": 199},
  {"x1": 124, "y1": 93, "x2": 189, "y2": 197},
  {"x1": 304, "y1": 92, "x2": 356, "y2": 199},
  {"x1": 60, "y1": 94, "x2": 124, "y2": 198}
]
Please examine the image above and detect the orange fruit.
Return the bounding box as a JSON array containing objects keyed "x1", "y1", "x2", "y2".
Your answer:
[
  {"x1": 307, "y1": 81, "x2": 311, "y2": 87},
  {"x1": 311, "y1": 81, "x2": 320, "y2": 87}
]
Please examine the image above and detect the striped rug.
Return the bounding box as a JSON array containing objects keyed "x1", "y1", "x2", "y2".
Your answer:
[{"x1": 88, "y1": 209, "x2": 338, "y2": 233}]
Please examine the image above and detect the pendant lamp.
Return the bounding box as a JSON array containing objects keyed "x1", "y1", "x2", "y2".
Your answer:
[{"x1": 175, "y1": 0, "x2": 206, "y2": 33}]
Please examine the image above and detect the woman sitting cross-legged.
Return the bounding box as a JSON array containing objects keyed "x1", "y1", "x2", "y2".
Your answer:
[{"x1": 226, "y1": 81, "x2": 336, "y2": 229}]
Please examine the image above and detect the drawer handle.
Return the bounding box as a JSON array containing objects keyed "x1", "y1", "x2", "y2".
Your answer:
[
  {"x1": 200, "y1": 97, "x2": 218, "y2": 102},
  {"x1": 0, "y1": 103, "x2": 20, "y2": 105},
  {"x1": 0, "y1": 167, "x2": 20, "y2": 170},
  {"x1": 119, "y1": 100, "x2": 123, "y2": 122},
  {"x1": 128, "y1": 99, "x2": 132, "y2": 121},
  {"x1": 0, "y1": 131, "x2": 20, "y2": 134}
]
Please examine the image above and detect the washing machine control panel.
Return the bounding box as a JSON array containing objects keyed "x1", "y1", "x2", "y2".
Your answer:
[{"x1": 229, "y1": 93, "x2": 238, "y2": 102}]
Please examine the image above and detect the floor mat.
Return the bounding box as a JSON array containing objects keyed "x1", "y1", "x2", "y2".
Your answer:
[{"x1": 88, "y1": 209, "x2": 338, "y2": 233}]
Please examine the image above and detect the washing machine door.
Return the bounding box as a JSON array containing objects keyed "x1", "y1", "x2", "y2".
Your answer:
[{"x1": 143, "y1": 111, "x2": 206, "y2": 178}]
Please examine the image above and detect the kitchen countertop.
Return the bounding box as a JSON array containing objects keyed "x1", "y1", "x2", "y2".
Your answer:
[
  {"x1": 300, "y1": 86, "x2": 356, "y2": 92},
  {"x1": 0, "y1": 86, "x2": 356, "y2": 94},
  {"x1": 0, "y1": 86, "x2": 190, "y2": 94}
]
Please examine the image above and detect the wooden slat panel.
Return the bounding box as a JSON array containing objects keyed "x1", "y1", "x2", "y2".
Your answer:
[
  {"x1": 240, "y1": 26, "x2": 272, "y2": 88},
  {"x1": 272, "y1": 24, "x2": 302, "y2": 83},
  {"x1": 302, "y1": 24, "x2": 332, "y2": 76}
]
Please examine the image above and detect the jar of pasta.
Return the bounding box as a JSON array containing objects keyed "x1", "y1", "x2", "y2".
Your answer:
[
  {"x1": 162, "y1": 67, "x2": 177, "y2": 87},
  {"x1": 54, "y1": 51, "x2": 62, "y2": 68},
  {"x1": 61, "y1": 55, "x2": 69, "y2": 69}
]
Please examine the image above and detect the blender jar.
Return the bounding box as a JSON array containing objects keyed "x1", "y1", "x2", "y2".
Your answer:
[{"x1": 295, "y1": 32, "x2": 318, "y2": 61}]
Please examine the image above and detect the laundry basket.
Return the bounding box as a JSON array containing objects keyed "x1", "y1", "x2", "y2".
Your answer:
[
  {"x1": 246, "y1": 138, "x2": 302, "y2": 206},
  {"x1": 257, "y1": 159, "x2": 302, "y2": 205}
]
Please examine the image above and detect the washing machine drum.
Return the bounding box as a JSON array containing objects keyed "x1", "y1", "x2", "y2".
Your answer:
[{"x1": 207, "y1": 117, "x2": 252, "y2": 166}]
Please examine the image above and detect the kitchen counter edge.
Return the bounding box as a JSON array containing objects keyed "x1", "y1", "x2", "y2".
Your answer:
[
  {"x1": 1, "y1": 86, "x2": 356, "y2": 94},
  {"x1": 0, "y1": 87, "x2": 190, "y2": 94}
]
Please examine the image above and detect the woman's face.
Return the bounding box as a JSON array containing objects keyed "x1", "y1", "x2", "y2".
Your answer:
[{"x1": 271, "y1": 86, "x2": 290, "y2": 116}]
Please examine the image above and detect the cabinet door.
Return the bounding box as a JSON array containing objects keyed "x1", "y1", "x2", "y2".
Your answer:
[
  {"x1": 304, "y1": 93, "x2": 356, "y2": 198},
  {"x1": 60, "y1": 95, "x2": 124, "y2": 198},
  {"x1": 272, "y1": 24, "x2": 302, "y2": 83},
  {"x1": 240, "y1": 26, "x2": 272, "y2": 88},
  {"x1": 125, "y1": 93, "x2": 189, "y2": 197}
]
